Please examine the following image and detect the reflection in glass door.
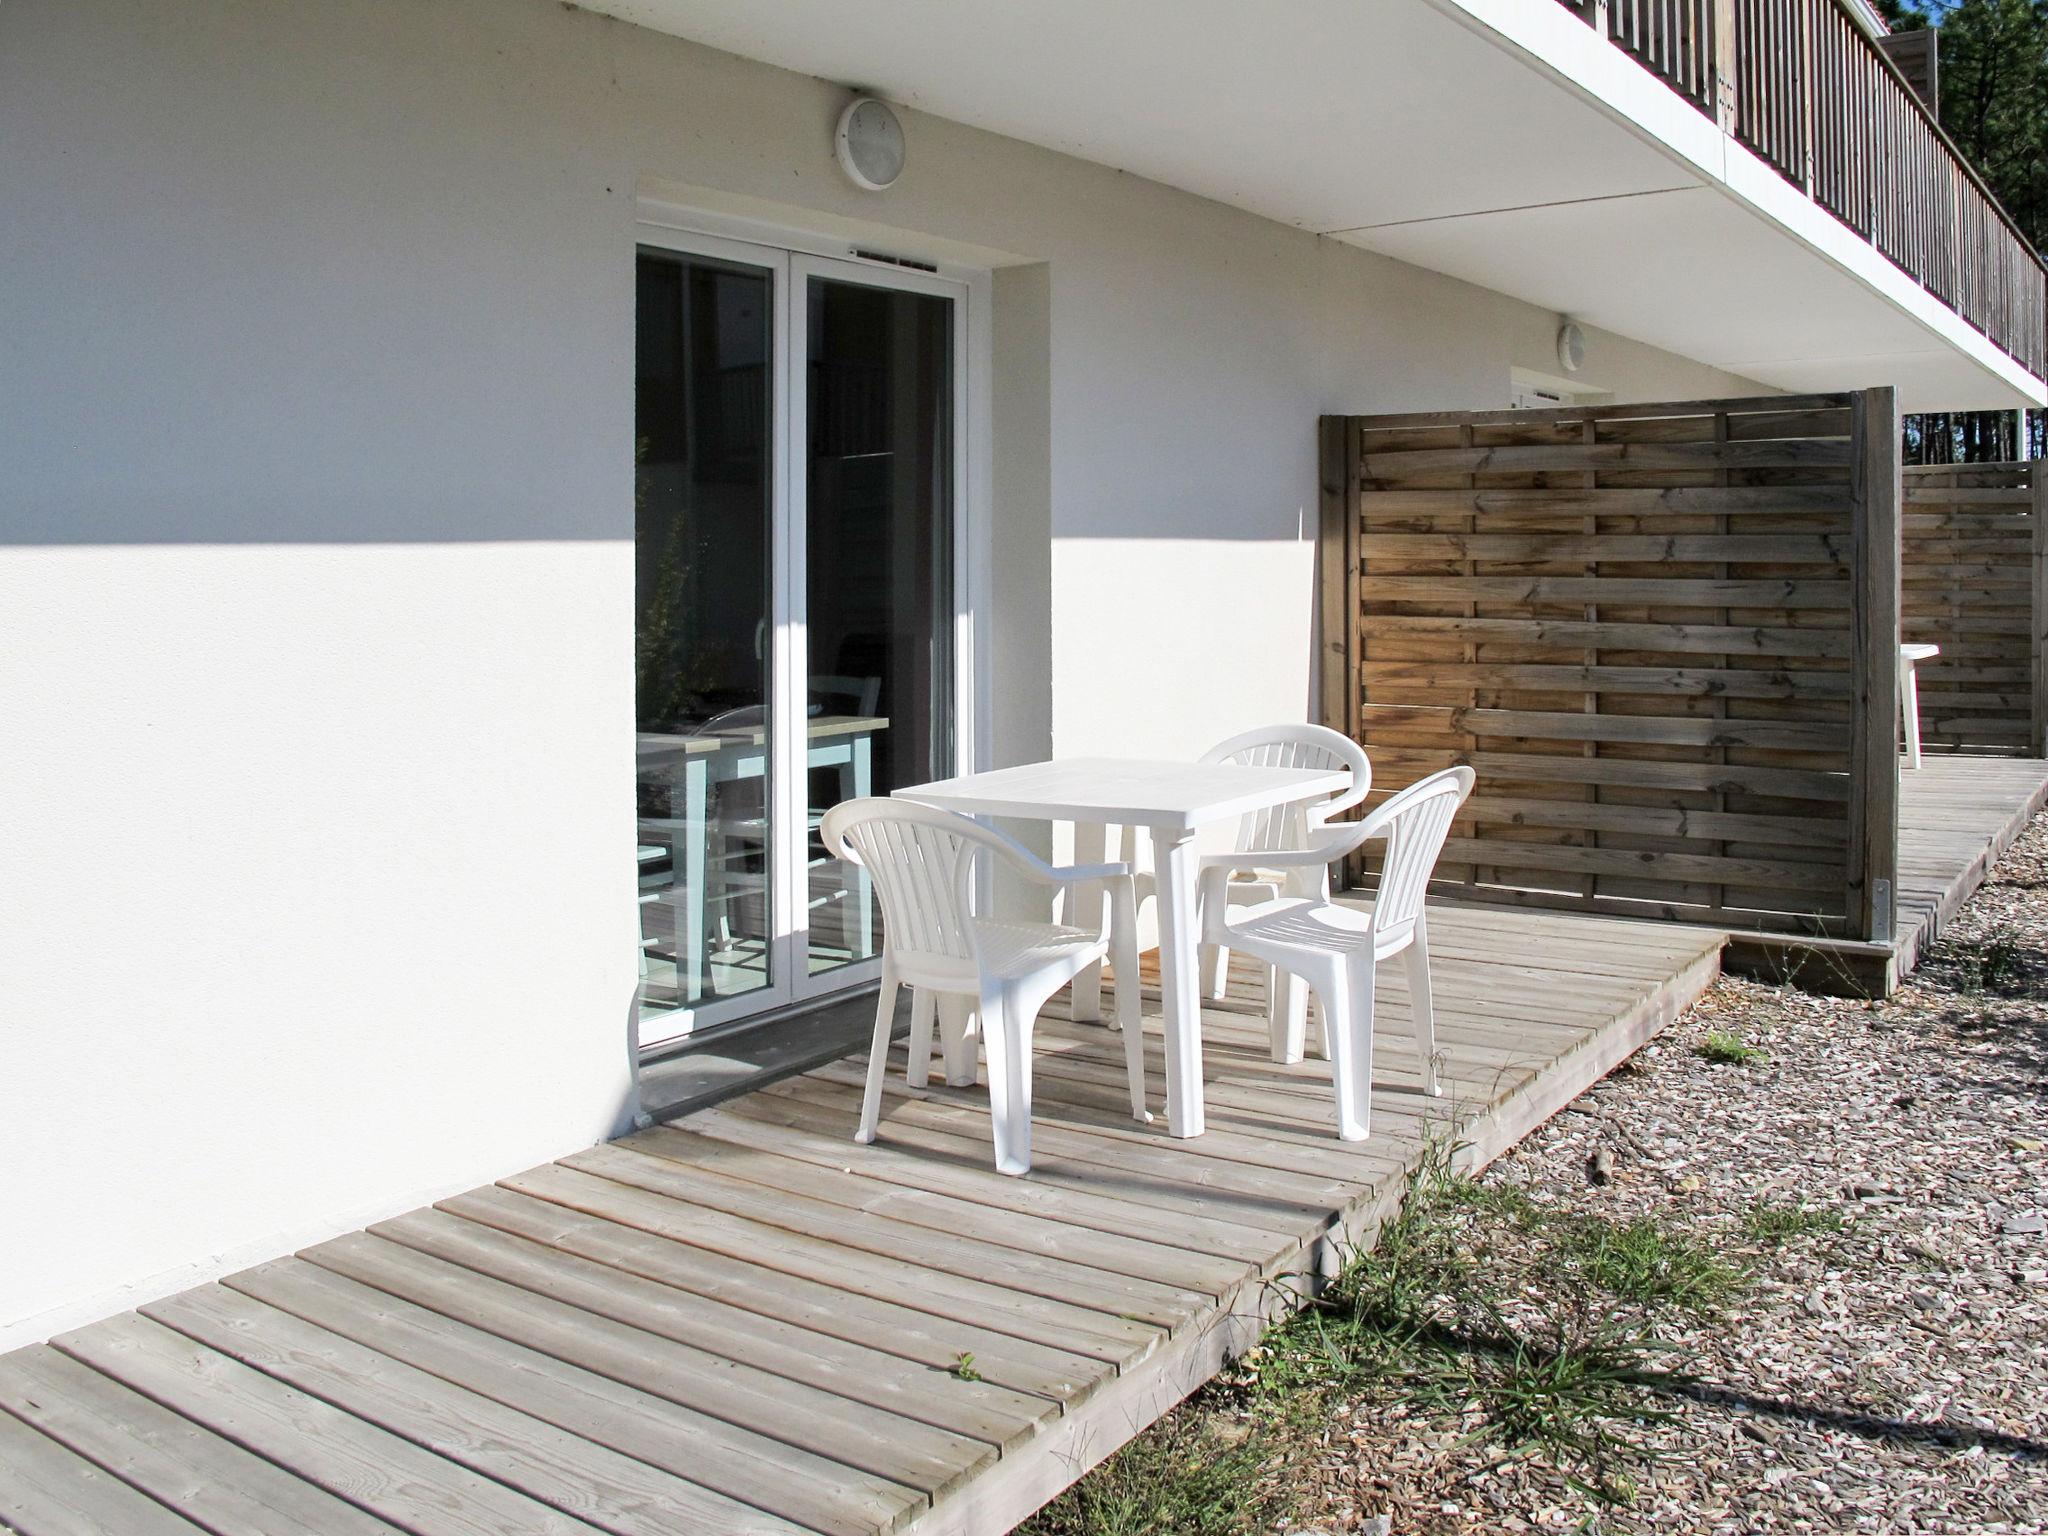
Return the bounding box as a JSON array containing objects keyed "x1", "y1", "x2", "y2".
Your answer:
[
  {"x1": 634, "y1": 234, "x2": 963, "y2": 1044},
  {"x1": 634, "y1": 247, "x2": 778, "y2": 1026},
  {"x1": 799, "y1": 266, "x2": 955, "y2": 979}
]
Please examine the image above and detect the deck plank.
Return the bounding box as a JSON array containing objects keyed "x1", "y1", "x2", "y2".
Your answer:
[
  {"x1": 0, "y1": 1401, "x2": 210, "y2": 1536},
  {"x1": 292, "y1": 1234, "x2": 977, "y2": 1508},
  {"x1": 212, "y1": 1256, "x2": 900, "y2": 1535},
  {"x1": 54, "y1": 1313, "x2": 610, "y2": 1536},
  {"x1": 0, "y1": 1342, "x2": 399, "y2": 1536},
  {"x1": 147, "y1": 1283, "x2": 805, "y2": 1536},
  {"x1": 558, "y1": 1145, "x2": 1210, "y2": 1331},
  {"x1": 367, "y1": 1206, "x2": 1055, "y2": 1450},
  {"x1": 435, "y1": 1185, "x2": 1104, "y2": 1401}
]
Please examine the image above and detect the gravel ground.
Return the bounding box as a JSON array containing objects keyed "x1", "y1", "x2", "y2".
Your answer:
[{"x1": 1279, "y1": 808, "x2": 2048, "y2": 1535}]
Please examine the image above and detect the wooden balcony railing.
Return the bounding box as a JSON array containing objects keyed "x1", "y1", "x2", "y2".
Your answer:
[{"x1": 1556, "y1": 0, "x2": 2047, "y2": 381}]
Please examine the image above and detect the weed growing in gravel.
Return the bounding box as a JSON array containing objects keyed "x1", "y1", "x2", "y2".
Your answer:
[
  {"x1": 1941, "y1": 923, "x2": 2033, "y2": 995},
  {"x1": 1695, "y1": 1030, "x2": 1767, "y2": 1065},
  {"x1": 1741, "y1": 1199, "x2": 1843, "y2": 1243},
  {"x1": 1248, "y1": 1144, "x2": 1691, "y2": 1505},
  {"x1": 1565, "y1": 1215, "x2": 1747, "y2": 1311},
  {"x1": 1016, "y1": 1402, "x2": 1304, "y2": 1536},
  {"x1": 1027, "y1": 1140, "x2": 1737, "y2": 1530},
  {"x1": 1444, "y1": 1170, "x2": 1548, "y2": 1227}
]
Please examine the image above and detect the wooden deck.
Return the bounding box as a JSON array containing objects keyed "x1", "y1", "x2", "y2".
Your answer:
[
  {"x1": 0, "y1": 902, "x2": 1720, "y2": 1536},
  {"x1": 1724, "y1": 754, "x2": 2048, "y2": 994}
]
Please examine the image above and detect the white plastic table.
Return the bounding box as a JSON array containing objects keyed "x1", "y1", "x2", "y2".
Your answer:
[
  {"x1": 1900, "y1": 643, "x2": 1939, "y2": 769},
  {"x1": 894, "y1": 756, "x2": 1349, "y2": 1138}
]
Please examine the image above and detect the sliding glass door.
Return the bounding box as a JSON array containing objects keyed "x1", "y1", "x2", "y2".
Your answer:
[{"x1": 635, "y1": 233, "x2": 963, "y2": 1045}]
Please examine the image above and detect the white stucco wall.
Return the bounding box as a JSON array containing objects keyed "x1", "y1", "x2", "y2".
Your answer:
[{"x1": 0, "y1": 0, "x2": 1764, "y2": 1347}]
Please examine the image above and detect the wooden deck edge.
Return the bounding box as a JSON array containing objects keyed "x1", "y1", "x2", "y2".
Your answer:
[
  {"x1": 1723, "y1": 761, "x2": 2048, "y2": 999},
  {"x1": 900, "y1": 938, "x2": 1723, "y2": 1536},
  {"x1": 1455, "y1": 942, "x2": 1722, "y2": 1175}
]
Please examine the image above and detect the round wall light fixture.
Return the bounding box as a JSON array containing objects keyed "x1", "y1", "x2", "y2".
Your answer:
[
  {"x1": 836, "y1": 96, "x2": 906, "y2": 191},
  {"x1": 1556, "y1": 321, "x2": 1587, "y2": 375}
]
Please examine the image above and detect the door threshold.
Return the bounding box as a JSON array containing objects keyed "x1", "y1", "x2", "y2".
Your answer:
[{"x1": 635, "y1": 983, "x2": 903, "y2": 1125}]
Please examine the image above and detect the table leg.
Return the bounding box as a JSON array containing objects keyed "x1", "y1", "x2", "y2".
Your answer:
[
  {"x1": 1070, "y1": 820, "x2": 1106, "y2": 1023},
  {"x1": 1153, "y1": 825, "x2": 1205, "y2": 1139},
  {"x1": 682, "y1": 758, "x2": 707, "y2": 1005}
]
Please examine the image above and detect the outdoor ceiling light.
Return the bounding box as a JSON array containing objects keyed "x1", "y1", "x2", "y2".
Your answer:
[
  {"x1": 836, "y1": 96, "x2": 906, "y2": 191},
  {"x1": 1557, "y1": 321, "x2": 1587, "y2": 374}
]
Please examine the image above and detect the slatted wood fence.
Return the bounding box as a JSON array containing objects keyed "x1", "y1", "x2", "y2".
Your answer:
[
  {"x1": 1319, "y1": 391, "x2": 1901, "y2": 943},
  {"x1": 1899, "y1": 460, "x2": 2047, "y2": 757}
]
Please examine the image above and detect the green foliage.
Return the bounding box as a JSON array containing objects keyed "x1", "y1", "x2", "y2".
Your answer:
[
  {"x1": 950, "y1": 1351, "x2": 980, "y2": 1382},
  {"x1": 1929, "y1": 0, "x2": 2048, "y2": 250},
  {"x1": 1564, "y1": 1217, "x2": 1747, "y2": 1311},
  {"x1": 1694, "y1": 1031, "x2": 1767, "y2": 1066},
  {"x1": 1249, "y1": 1146, "x2": 1693, "y2": 1504},
  {"x1": 1015, "y1": 1405, "x2": 1300, "y2": 1536},
  {"x1": 1742, "y1": 1199, "x2": 1845, "y2": 1242}
]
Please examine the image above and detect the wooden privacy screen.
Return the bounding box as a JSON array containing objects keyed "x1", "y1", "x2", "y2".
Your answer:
[
  {"x1": 1899, "y1": 461, "x2": 2047, "y2": 757},
  {"x1": 1319, "y1": 391, "x2": 1901, "y2": 943}
]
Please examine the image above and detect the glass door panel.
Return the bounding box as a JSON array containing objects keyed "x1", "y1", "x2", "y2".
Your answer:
[
  {"x1": 634, "y1": 247, "x2": 777, "y2": 1029},
  {"x1": 799, "y1": 269, "x2": 956, "y2": 978}
]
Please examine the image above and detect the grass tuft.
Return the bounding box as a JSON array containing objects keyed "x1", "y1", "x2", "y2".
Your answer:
[
  {"x1": 1694, "y1": 1030, "x2": 1767, "y2": 1066},
  {"x1": 1565, "y1": 1215, "x2": 1746, "y2": 1312},
  {"x1": 1941, "y1": 923, "x2": 2031, "y2": 995},
  {"x1": 1016, "y1": 1405, "x2": 1300, "y2": 1536},
  {"x1": 1741, "y1": 1199, "x2": 1843, "y2": 1243}
]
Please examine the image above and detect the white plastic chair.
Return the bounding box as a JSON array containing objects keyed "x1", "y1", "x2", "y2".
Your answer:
[
  {"x1": 822, "y1": 798, "x2": 1149, "y2": 1176},
  {"x1": 1196, "y1": 723, "x2": 1372, "y2": 1001},
  {"x1": 1197, "y1": 766, "x2": 1474, "y2": 1142}
]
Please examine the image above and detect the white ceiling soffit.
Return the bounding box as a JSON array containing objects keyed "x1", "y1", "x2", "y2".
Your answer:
[{"x1": 591, "y1": 0, "x2": 2041, "y2": 411}]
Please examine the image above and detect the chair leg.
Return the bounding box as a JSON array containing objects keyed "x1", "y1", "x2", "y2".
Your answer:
[
  {"x1": 1203, "y1": 941, "x2": 1231, "y2": 999},
  {"x1": 905, "y1": 987, "x2": 937, "y2": 1087},
  {"x1": 1268, "y1": 966, "x2": 1309, "y2": 1064},
  {"x1": 1108, "y1": 908, "x2": 1151, "y2": 1123},
  {"x1": 1324, "y1": 956, "x2": 1374, "y2": 1142},
  {"x1": 855, "y1": 966, "x2": 900, "y2": 1144},
  {"x1": 939, "y1": 995, "x2": 978, "y2": 1086},
  {"x1": 981, "y1": 983, "x2": 1037, "y2": 1176},
  {"x1": 1403, "y1": 931, "x2": 1442, "y2": 1097}
]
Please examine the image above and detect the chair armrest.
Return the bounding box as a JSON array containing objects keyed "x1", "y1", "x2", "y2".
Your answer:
[
  {"x1": 964, "y1": 816, "x2": 1133, "y2": 889},
  {"x1": 1046, "y1": 861, "x2": 1130, "y2": 884},
  {"x1": 1199, "y1": 817, "x2": 1385, "y2": 879}
]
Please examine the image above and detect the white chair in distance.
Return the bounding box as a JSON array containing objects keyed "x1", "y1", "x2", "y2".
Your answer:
[
  {"x1": 1196, "y1": 723, "x2": 1373, "y2": 1002},
  {"x1": 1196, "y1": 766, "x2": 1474, "y2": 1142},
  {"x1": 821, "y1": 797, "x2": 1149, "y2": 1177}
]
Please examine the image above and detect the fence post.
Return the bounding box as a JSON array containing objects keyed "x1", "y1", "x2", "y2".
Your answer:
[
  {"x1": 1848, "y1": 387, "x2": 1901, "y2": 944},
  {"x1": 2033, "y1": 461, "x2": 2048, "y2": 756},
  {"x1": 1317, "y1": 416, "x2": 1361, "y2": 887}
]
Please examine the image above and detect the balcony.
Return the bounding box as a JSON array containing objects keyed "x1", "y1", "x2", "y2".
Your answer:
[{"x1": 1558, "y1": 0, "x2": 2047, "y2": 379}]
